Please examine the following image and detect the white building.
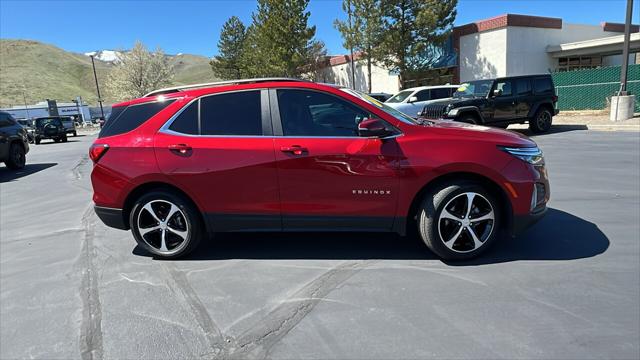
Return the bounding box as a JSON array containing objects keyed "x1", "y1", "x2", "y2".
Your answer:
[
  {"x1": 453, "y1": 14, "x2": 639, "y2": 82},
  {"x1": 0, "y1": 100, "x2": 91, "y2": 122},
  {"x1": 315, "y1": 54, "x2": 401, "y2": 94}
]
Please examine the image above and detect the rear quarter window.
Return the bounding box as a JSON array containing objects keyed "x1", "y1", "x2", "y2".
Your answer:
[
  {"x1": 533, "y1": 77, "x2": 554, "y2": 94},
  {"x1": 99, "y1": 100, "x2": 175, "y2": 138}
]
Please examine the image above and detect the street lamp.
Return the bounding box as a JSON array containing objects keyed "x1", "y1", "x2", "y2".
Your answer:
[{"x1": 89, "y1": 54, "x2": 105, "y2": 119}]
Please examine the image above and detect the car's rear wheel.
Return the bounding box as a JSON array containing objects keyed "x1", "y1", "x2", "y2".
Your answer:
[
  {"x1": 62, "y1": 136, "x2": 68, "y2": 143},
  {"x1": 73, "y1": 131, "x2": 77, "y2": 137},
  {"x1": 130, "y1": 191, "x2": 203, "y2": 259},
  {"x1": 5, "y1": 143, "x2": 26, "y2": 169},
  {"x1": 417, "y1": 182, "x2": 501, "y2": 260},
  {"x1": 35, "y1": 137, "x2": 41, "y2": 145},
  {"x1": 529, "y1": 108, "x2": 553, "y2": 133}
]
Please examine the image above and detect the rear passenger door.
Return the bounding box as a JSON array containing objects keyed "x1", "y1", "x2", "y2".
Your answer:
[
  {"x1": 515, "y1": 78, "x2": 533, "y2": 118},
  {"x1": 154, "y1": 90, "x2": 281, "y2": 232}
]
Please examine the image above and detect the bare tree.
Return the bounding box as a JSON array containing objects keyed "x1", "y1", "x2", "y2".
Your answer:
[{"x1": 106, "y1": 41, "x2": 174, "y2": 101}]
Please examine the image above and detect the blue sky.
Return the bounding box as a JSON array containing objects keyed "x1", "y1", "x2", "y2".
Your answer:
[{"x1": 1, "y1": 0, "x2": 638, "y2": 57}]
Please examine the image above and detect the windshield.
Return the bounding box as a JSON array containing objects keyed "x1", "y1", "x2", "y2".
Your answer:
[
  {"x1": 386, "y1": 90, "x2": 414, "y2": 103},
  {"x1": 453, "y1": 80, "x2": 494, "y2": 98},
  {"x1": 340, "y1": 88, "x2": 418, "y2": 124}
]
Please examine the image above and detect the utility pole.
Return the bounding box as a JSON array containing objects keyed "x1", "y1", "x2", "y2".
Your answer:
[
  {"x1": 347, "y1": 0, "x2": 356, "y2": 90},
  {"x1": 22, "y1": 91, "x2": 30, "y2": 119},
  {"x1": 619, "y1": 0, "x2": 634, "y2": 95},
  {"x1": 90, "y1": 55, "x2": 105, "y2": 119}
]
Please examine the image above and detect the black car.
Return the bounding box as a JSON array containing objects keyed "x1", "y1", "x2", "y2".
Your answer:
[
  {"x1": 0, "y1": 111, "x2": 29, "y2": 169},
  {"x1": 34, "y1": 117, "x2": 68, "y2": 144},
  {"x1": 419, "y1": 74, "x2": 559, "y2": 133},
  {"x1": 368, "y1": 92, "x2": 393, "y2": 102}
]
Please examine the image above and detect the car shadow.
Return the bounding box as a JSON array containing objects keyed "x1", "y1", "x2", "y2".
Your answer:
[
  {"x1": 34, "y1": 140, "x2": 81, "y2": 145},
  {"x1": 134, "y1": 208, "x2": 609, "y2": 264},
  {"x1": 0, "y1": 162, "x2": 57, "y2": 183},
  {"x1": 511, "y1": 124, "x2": 588, "y2": 137}
]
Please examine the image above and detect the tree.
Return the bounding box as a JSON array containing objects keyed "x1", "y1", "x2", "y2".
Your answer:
[
  {"x1": 335, "y1": 0, "x2": 384, "y2": 92},
  {"x1": 210, "y1": 16, "x2": 247, "y2": 80},
  {"x1": 241, "y1": 0, "x2": 320, "y2": 77},
  {"x1": 378, "y1": 0, "x2": 457, "y2": 84},
  {"x1": 105, "y1": 41, "x2": 173, "y2": 101}
]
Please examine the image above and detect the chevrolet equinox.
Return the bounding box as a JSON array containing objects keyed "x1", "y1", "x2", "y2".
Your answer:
[{"x1": 90, "y1": 78, "x2": 549, "y2": 260}]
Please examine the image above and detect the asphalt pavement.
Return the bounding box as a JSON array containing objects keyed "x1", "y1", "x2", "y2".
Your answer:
[{"x1": 1, "y1": 129, "x2": 638, "y2": 359}]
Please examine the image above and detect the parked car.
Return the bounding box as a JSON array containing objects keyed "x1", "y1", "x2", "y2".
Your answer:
[
  {"x1": 90, "y1": 78, "x2": 549, "y2": 260},
  {"x1": 34, "y1": 117, "x2": 68, "y2": 144},
  {"x1": 368, "y1": 92, "x2": 392, "y2": 102},
  {"x1": 385, "y1": 85, "x2": 459, "y2": 118},
  {"x1": 16, "y1": 118, "x2": 35, "y2": 143},
  {"x1": 418, "y1": 74, "x2": 559, "y2": 133},
  {"x1": 60, "y1": 116, "x2": 78, "y2": 136},
  {"x1": 0, "y1": 111, "x2": 29, "y2": 169}
]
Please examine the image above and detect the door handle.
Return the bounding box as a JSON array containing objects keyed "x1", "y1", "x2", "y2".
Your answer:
[
  {"x1": 168, "y1": 144, "x2": 192, "y2": 154},
  {"x1": 280, "y1": 145, "x2": 308, "y2": 155}
]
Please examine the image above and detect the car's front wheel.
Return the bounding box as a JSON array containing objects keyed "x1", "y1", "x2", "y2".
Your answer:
[
  {"x1": 417, "y1": 182, "x2": 501, "y2": 260},
  {"x1": 35, "y1": 137, "x2": 41, "y2": 145},
  {"x1": 5, "y1": 143, "x2": 26, "y2": 169},
  {"x1": 130, "y1": 191, "x2": 203, "y2": 259}
]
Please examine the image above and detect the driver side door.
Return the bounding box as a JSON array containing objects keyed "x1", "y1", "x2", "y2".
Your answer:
[{"x1": 271, "y1": 88, "x2": 401, "y2": 231}]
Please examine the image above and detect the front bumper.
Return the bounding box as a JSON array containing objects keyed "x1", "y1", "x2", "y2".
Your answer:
[{"x1": 94, "y1": 206, "x2": 128, "y2": 230}]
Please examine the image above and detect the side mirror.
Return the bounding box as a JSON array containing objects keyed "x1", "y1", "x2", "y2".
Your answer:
[
  {"x1": 358, "y1": 118, "x2": 393, "y2": 138},
  {"x1": 408, "y1": 96, "x2": 418, "y2": 103},
  {"x1": 492, "y1": 89, "x2": 502, "y2": 97}
]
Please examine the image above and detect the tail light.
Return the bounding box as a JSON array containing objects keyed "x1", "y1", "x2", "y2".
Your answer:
[{"x1": 89, "y1": 143, "x2": 109, "y2": 163}]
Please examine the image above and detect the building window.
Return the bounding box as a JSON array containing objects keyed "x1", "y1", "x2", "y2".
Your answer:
[{"x1": 557, "y1": 56, "x2": 602, "y2": 72}]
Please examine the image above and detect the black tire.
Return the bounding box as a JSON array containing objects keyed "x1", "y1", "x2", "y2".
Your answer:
[
  {"x1": 529, "y1": 108, "x2": 553, "y2": 133},
  {"x1": 73, "y1": 131, "x2": 77, "y2": 137},
  {"x1": 54, "y1": 138, "x2": 60, "y2": 143},
  {"x1": 62, "y1": 136, "x2": 68, "y2": 143},
  {"x1": 417, "y1": 181, "x2": 501, "y2": 260},
  {"x1": 35, "y1": 137, "x2": 41, "y2": 145},
  {"x1": 5, "y1": 143, "x2": 26, "y2": 170},
  {"x1": 129, "y1": 190, "x2": 203, "y2": 259},
  {"x1": 494, "y1": 123, "x2": 509, "y2": 129},
  {"x1": 458, "y1": 114, "x2": 478, "y2": 124}
]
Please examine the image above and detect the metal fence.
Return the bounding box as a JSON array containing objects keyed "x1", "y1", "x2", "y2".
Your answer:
[{"x1": 552, "y1": 64, "x2": 640, "y2": 112}]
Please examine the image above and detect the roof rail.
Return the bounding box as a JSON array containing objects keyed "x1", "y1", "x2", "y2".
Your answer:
[{"x1": 143, "y1": 77, "x2": 308, "y2": 97}]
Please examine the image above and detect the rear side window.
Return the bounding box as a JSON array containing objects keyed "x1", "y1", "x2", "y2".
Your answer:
[
  {"x1": 414, "y1": 90, "x2": 430, "y2": 101},
  {"x1": 533, "y1": 77, "x2": 554, "y2": 94},
  {"x1": 516, "y1": 79, "x2": 531, "y2": 95},
  {"x1": 430, "y1": 88, "x2": 451, "y2": 100},
  {"x1": 99, "y1": 100, "x2": 175, "y2": 138},
  {"x1": 169, "y1": 102, "x2": 198, "y2": 135},
  {"x1": 200, "y1": 91, "x2": 262, "y2": 135}
]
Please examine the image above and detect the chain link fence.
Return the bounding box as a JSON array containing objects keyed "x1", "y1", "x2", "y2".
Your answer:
[{"x1": 552, "y1": 64, "x2": 640, "y2": 113}]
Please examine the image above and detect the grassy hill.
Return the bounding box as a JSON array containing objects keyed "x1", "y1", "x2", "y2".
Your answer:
[{"x1": 0, "y1": 39, "x2": 219, "y2": 107}]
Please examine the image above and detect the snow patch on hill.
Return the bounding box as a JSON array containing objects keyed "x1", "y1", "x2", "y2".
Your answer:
[{"x1": 84, "y1": 50, "x2": 122, "y2": 62}]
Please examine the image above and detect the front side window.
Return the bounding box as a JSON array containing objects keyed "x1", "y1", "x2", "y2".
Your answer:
[
  {"x1": 494, "y1": 80, "x2": 513, "y2": 97},
  {"x1": 200, "y1": 91, "x2": 262, "y2": 136},
  {"x1": 453, "y1": 80, "x2": 493, "y2": 98},
  {"x1": 277, "y1": 89, "x2": 371, "y2": 137}
]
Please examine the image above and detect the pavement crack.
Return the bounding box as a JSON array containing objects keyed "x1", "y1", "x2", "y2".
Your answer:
[
  {"x1": 231, "y1": 260, "x2": 376, "y2": 359},
  {"x1": 163, "y1": 263, "x2": 228, "y2": 358},
  {"x1": 78, "y1": 206, "x2": 104, "y2": 360}
]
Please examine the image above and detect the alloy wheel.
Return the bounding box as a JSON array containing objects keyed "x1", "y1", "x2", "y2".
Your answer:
[
  {"x1": 537, "y1": 111, "x2": 551, "y2": 130},
  {"x1": 437, "y1": 192, "x2": 495, "y2": 253},
  {"x1": 137, "y1": 200, "x2": 190, "y2": 255}
]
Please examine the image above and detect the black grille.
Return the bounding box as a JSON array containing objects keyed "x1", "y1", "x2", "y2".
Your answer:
[{"x1": 419, "y1": 104, "x2": 448, "y2": 119}]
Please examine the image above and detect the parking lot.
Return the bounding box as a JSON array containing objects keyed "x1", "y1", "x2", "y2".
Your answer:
[{"x1": 1, "y1": 129, "x2": 639, "y2": 359}]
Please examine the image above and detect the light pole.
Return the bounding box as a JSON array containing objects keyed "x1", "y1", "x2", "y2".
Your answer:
[
  {"x1": 347, "y1": 0, "x2": 356, "y2": 90},
  {"x1": 90, "y1": 55, "x2": 105, "y2": 119},
  {"x1": 618, "y1": 0, "x2": 634, "y2": 95}
]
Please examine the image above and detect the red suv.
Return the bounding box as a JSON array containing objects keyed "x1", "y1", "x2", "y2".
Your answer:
[{"x1": 90, "y1": 79, "x2": 549, "y2": 260}]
